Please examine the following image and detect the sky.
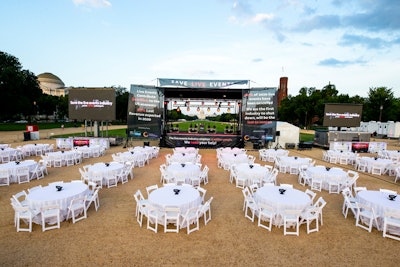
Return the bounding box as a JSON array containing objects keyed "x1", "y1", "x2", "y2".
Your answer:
[{"x1": 1, "y1": 0, "x2": 399, "y2": 97}]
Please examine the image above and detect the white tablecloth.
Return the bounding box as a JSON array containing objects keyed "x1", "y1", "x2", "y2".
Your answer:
[
  {"x1": 148, "y1": 185, "x2": 202, "y2": 214},
  {"x1": 278, "y1": 156, "x2": 311, "y2": 173},
  {"x1": 220, "y1": 153, "x2": 249, "y2": 168},
  {"x1": 74, "y1": 145, "x2": 102, "y2": 158},
  {"x1": 381, "y1": 150, "x2": 400, "y2": 162},
  {"x1": 360, "y1": 157, "x2": 393, "y2": 173},
  {"x1": 218, "y1": 147, "x2": 246, "y2": 155},
  {"x1": 22, "y1": 144, "x2": 50, "y2": 156},
  {"x1": 117, "y1": 151, "x2": 146, "y2": 162},
  {"x1": 235, "y1": 163, "x2": 266, "y2": 186},
  {"x1": 357, "y1": 190, "x2": 400, "y2": 230},
  {"x1": 166, "y1": 162, "x2": 201, "y2": 184},
  {"x1": 87, "y1": 162, "x2": 124, "y2": 182},
  {"x1": 46, "y1": 151, "x2": 80, "y2": 167},
  {"x1": 327, "y1": 150, "x2": 356, "y2": 164},
  {"x1": 306, "y1": 166, "x2": 348, "y2": 191},
  {"x1": 259, "y1": 149, "x2": 289, "y2": 162},
  {"x1": 0, "y1": 147, "x2": 22, "y2": 162},
  {"x1": 0, "y1": 160, "x2": 37, "y2": 183},
  {"x1": 254, "y1": 186, "x2": 311, "y2": 225},
  {"x1": 169, "y1": 153, "x2": 198, "y2": 164},
  {"x1": 26, "y1": 181, "x2": 89, "y2": 224},
  {"x1": 174, "y1": 147, "x2": 198, "y2": 154}
]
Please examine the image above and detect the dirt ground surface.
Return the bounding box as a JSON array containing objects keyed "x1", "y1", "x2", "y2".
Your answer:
[{"x1": 1, "y1": 127, "x2": 400, "y2": 267}]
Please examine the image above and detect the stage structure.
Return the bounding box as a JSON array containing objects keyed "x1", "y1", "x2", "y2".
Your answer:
[{"x1": 127, "y1": 78, "x2": 278, "y2": 148}]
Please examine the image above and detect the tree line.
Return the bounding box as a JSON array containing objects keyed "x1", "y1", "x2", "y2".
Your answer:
[
  {"x1": 0, "y1": 51, "x2": 128, "y2": 123},
  {"x1": 278, "y1": 83, "x2": 399, "y2": 129}
]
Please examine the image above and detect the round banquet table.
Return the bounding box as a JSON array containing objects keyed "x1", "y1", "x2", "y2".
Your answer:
[
  {"x1": 148, "y1": 185, "x2": 202, "y2": 214},
  {"x1": 219, "y1": 147, "x2": 246, "y2": 155},
  {"x1": 254, "y1": 186, "x2": 311, "y2": 225},
  {"x1": 0, "y1": 160, "x2": 37, "y2": 183},
  {"x1": 306, "y1": 166, "x2": 348, "y2": 191},
  {"x1": 327, "y1": 150, "x2": 356, "y2": 164},
  {"x1": 87, "y1": 162, "x2": 124, "y2": 182},
  {"x1": 360, "y1": 157, "x2": 393, "y2": 173},
  {"x1": 0, "y1": 147, "x2": 22, "y2": 162},
  {"x1": 174, "y1": 147, "x2": 198, "y2": 154},
  {"x1": 235, "y1": 163, "x2": 266, "y2": 186},
  {"x1": 278, "y1": 156, "x2": 311, "y2": 173},
  {"x1": 382, "y1": 150, "x2": 400, "y2": 162},
  {"x1": 259, "y1": 149, "x2": 289, "y2": 162},
  {"x1": 26, "y1": 181, "x2": 89, "y2": 224},
  {"x1": 166, "y1": 162, "x2": 201, "y2": 184},
  {"x1": 22, "y1": 143, "x2": 50, "y2": 156},
  {"x1": 118, "y1": 151, "x2": 145, "y2": 162},
  {"x1": 46, "y1": 151, "x2": 80, "y2": 167},
  {"x1": 357, "y1": 190, "x2": 400, "y2": 230},
  {"x1": 220, "y1": 153, "x2": 249, "y2": 168},
  {"x1": 169, "y1": 153, "x2": 198, "y2": 164}
]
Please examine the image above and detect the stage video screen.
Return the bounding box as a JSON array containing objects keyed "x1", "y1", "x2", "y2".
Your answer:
[
  {"x1": 68, "y1": 88, "x2": 116, "y2": 121},
  {"x1": 323, "y1": 103, "x2": 363, "y2": 127}
]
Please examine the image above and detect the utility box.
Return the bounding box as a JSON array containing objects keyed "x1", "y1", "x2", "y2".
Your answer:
[{"x1": 30, "y1": 131, "x2": 40, "y2": 140}]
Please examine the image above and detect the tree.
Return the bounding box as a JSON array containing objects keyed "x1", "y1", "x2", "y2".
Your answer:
[
  {"x1": 114, "y1": 86, "x2": 128, "y2": 122},
  {"x1": 0, "y1": 51, "x2": 42, "y2": 121},
  {"x1": 363, "y1": 87, "x2": 395, "y2": 122}
]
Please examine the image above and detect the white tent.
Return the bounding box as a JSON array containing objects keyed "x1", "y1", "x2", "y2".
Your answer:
[{"x1": 269, "y1": 121, "x2": 300, "y2": 148}]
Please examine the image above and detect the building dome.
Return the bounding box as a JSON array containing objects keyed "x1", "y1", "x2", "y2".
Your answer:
[{"x1": 37, "y1": 72, "x2": 67, "y2": 96}]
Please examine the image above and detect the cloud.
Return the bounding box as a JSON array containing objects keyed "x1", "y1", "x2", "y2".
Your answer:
[
  {"x1": 251, "y1": 13, "x2": 274, "y2": 23},
  {"x1": 72, "y1": 0, "x2": 111, "y2": 8},
  {"x1": 252, "y1": 58, "x2": 263, "y2": 63},
  {"x1": 318, "y1": 57, "x2": 366, "y2": 67},
  {"x1": 338, "y1": 34, "x2": 394, "y2": 49}
]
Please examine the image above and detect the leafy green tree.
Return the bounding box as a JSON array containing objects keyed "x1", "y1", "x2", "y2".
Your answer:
[
  {"x1": 363, "y1": 87, "x2": 395, "y2": 122},
  {"x1": 0, "y1": 51, "x2": 42, "y2": 121},
  {"x1": 114, "y1": 86, "x2": 128, "y2": 122}
]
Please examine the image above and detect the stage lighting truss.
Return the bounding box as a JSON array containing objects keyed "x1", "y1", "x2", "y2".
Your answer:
[{"x1": 168, "y1": 99, "x2": 237, "y2": 113}]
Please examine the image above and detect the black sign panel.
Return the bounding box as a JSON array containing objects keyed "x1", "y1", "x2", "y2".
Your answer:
[
  {"x1": 127, "y1": 85, "x2": 163, "y2": 139},
  {"x1": 242, "y1": 87, "x2": 278, "y2": 142}
]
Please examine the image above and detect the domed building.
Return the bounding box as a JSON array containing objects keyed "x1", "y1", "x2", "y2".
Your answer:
[{"x1": 37, "y1": 72, "x2": 68, "y2": 96}]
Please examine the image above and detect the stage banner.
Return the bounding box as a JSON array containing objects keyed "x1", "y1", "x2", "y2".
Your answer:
[
  {"x1": 127, "y1": 85, "x2": 163, "y2": 139},
  {"x1": 158, "y1": 78, "x2": 249, "y2": 88},
  {"x1": 242, "y1": 87, "x2": 278, "y2": 142},
  {"x1": 164, "y1": 134, "x2": 242, "y2": 148}
]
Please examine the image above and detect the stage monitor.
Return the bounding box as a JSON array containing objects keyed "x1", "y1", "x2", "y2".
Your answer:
[
  {"x1": 323, "y1": 103, "x2": 362, "y2": 127},
  {"x1": 68, "y1": 88, "x2": 116, "y2": 121}
]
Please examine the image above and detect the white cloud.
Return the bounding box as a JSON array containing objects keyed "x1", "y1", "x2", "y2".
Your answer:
[
  {"x1": 251, "y1": 13, "x2": 274, "y2": 23},
  {"x1": 72, "y1": 0, "x2": 111, "y2": 8}
]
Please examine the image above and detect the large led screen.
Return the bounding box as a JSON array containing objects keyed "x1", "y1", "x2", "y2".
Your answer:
[
  {"x1": 323, "y1": 103, "x2": 363, "y2": 127},
  {"x1": 68, "y1": 88, "x2": 116, "y2": 121}
]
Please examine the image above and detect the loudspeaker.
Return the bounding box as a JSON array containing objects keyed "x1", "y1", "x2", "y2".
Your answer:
[{"x1": 276, "y1": 131, "x2": 280, "y2": 136}]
